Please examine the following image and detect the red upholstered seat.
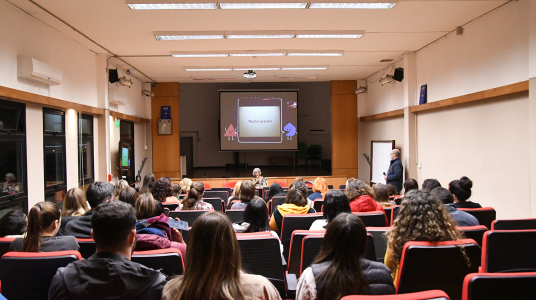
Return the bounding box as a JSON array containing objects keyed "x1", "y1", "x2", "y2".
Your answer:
[
  {"x1": 462, "y1": 272, "x2": 536, "y2": 300},
  {"x1": 287, "y1": 230, "x2": 325, "y2": 276},
  {"x1": 458, "y1": 225, "x2": 487, "y2": 248},
  {"x1": 341, "y1": 290, "x2": 450, "y2": 300},
  {"x1": 223, "y1": 181, "x2": 237, "y2": 188},
  {"x1": 202, "y1": 182, "x2": 211, "y2": 190},
  {"x1": 280, "y1": 213, "x2": 324, "y2": 262},
  {"x1": 272, "y1": 180, "x2": 287, "y2": 188},
  {"x1": 0, "y1": 237, "x2": 16, "y2": 258}
]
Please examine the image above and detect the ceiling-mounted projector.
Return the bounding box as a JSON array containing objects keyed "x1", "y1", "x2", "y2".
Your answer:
[
  {"x1": 243, "y1": 70, "x2": 256, "y2": 79},
  {"x1": 117, "y1": 77, "x2": 133, "y2": 87}
]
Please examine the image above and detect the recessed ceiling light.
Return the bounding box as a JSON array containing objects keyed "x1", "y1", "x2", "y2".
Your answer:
[
  {"x1": 229, "y1": 51, "x2": 287, "y2": 57},
  {"x1": 184, "y1": 67, "x2": 233, "y2": 71},
  {"x1": 287, "y1": 51, "x2": 344, "y2": 56},
  {"x1": 127, "y1": 3, "x2": 217, "y2": 9},
  {"x1": 281, "y1": 66, "x2": 328, "y2": 70},
  {"x1": 155, "y1": 31, "x2": 225, "y2": 40},
  {"x1": 171, "y1": 52, "x2": 229, "y2": 57},
  {"x1": 233, "y1": 67, "x2": 281, "y2": 71},
  {"x1": 309, "y1": 2, "x2": 397, "y2": 9},
  {"x1": 219, "y1": 2, "x2": 308, "y2": 9}
]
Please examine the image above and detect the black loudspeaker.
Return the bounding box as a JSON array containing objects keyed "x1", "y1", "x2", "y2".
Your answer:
[
  {"x1": 109, "y1": 69, "x2": 119, "y2": 83},
  {"x1": 393, "y1": 67, "x2": 404, "y2": 82}
]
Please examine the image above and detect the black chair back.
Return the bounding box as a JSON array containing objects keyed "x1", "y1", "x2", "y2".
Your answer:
[
  {"x1": 288, "y1": 230, "x2": 324, "y2": 275},
  {"x1": 353, "y1": 211, "x2": 387, "y2": 227},
  {"x1": 209, "y1": 187, "x2": 231, "y2": 195},
  {"x1": 203, "y1": 197, "x2": 225, "y2": 212},
  {"x1": 226, "y1": 209, "x2": 245, "y2": 224},
  {"x1": 204, "y1": 191, "x2": 228, "y2": 202},
  {"x1": 367, "y1": 227, "x2": 392, "y2": 262},
  {"x1": 0, "y1": 237, "x2": 15, "y2": 258},
  {"x1": 162, "y1": 203, "x2": 179, "y2": 211},
  {"x1": 482, "y1": 230, "x2": 536, "y2": 273},
  {"x1": 313, "y1": 199, "x2": 324, "y2": 213},
  {"x1": 280, "y1": 213, "x2": 324, "y2": 262},
  {"x1": 463, "y1": 272, "x2": 536, "y2": 300},
  {"x1": 391, "y1": 205, "x2": 401, "y2": 224},
  {"x1": 458, "y1": 225, "x2": 488, "y2": 247},
  {"x1": 492, "y1": 218, "x2": 536, "y2": 230},
  {"x1": 383, "y1": 207, "x2": 393, "y2": 226},
  {"x1": 271, "y1": 196, "x2": 286, "y2": 213},
  {"x1": 327, "y1": 185, "x2": 333, "y2": 189},
  {"x1": 339, "y1": 184, "x2": 346, "y2": 189},
  {"x1": 457, "y1": 208, "x2": 496, "y2": 230},
  {"x1": 169, "y1": 210, "x2": 211, "y2": 226},
  {"x1": 77, "y1": 238, "x2": 97, "y2": 259},
  {"x1": 132, "y1": 249, "x2": 184, "y2": 276}
]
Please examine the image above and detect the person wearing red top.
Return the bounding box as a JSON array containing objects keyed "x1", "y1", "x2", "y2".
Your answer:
[{"x1": 345, "y1": 180, "x2": 388, "y2": 225}]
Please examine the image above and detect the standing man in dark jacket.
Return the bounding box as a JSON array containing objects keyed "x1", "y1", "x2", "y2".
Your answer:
[
  {"x1": 384, "y1": 149, "x2": 403, "y2": 193},
  {"x1": 49, "y1": 201, "x2": 167, "y2": 300}
]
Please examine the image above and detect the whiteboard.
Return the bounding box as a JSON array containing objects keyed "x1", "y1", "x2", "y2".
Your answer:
[{"x1": 371, "y1": 141, "x2": 395, "y2": 184}]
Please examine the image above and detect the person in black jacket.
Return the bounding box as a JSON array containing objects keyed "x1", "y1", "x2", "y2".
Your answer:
[
  {"x1": 384, "y1": 149, "x2": 403, "y2": 193},
  {"x1": 296, "y1": 213, "x2": 395, "y2": 299},
  {"x1": 49, "y1": 201, "x2": 167, "y2": 300}
]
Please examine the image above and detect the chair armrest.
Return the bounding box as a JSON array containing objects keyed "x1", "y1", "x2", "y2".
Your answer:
[{"x1": 286, "y1": 273, "x2": 298, "y2": 298}]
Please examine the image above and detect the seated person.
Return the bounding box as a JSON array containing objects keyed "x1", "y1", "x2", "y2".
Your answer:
[
  {"x1": 269, "y1": 186, "x2": 315, "y2": 234},
  {"x1": 118, "y1": 187, "x2": 137, "y2": 206},
  {"x1": 113, "y1": 180, "x2": 129, "y2": 200},
  {"x1": 64, "y1": 182, "x2": 115, "y2": 238},
  {"x1": 449, "y1": 176, "x2": 482, "y2": 208},
  {"x1": 373, "y1": 184, "x2": 396, "y2": 207},
  {"x1": 430, "y1": 187, "x2": 479, "y2": 226},
  {"x1": 307, "y1": 177, "x2": 328, "y2": 207},
  {"x1": 231, "y1": 181, "x2": 262, "y2": 210},
  {"x1": 179, "y1": 178, "x2": 192, "y2": 195},
  {"x1": 309, "y1": 190, "x2": 351, "y2": 231},
  {"x1": 422, "y1": 178, "x2": 441, "y2": 192},
  {"x1": 153, "y1": 178, "x2": 179, "y2": 203},
  {"x1": 297, "y1": 213, "x2": 395, "y2": 299},
  {"x1": 0, "y1": 210, "x2": 27, "y2": 237},
  {"x1": 228, "y1": 181, "x2": 242, "y2": 205},
  {"x1": 2, "y1": 173, "x2": 19, "y2": 193},
  {"x1": 9, "y1": 202, "x2": 78, "y2": 252},
  {"x1": 233, "y1": 198, "x2": 283, "y2": 253},
  {"x1": 172, "y1": 183, "x2": 181, "y2": 200},
  {"x1": 403, "y1": 179, "x2": 418, "y2": 194},
  {"x1": 49, "y1": 201, "x2": 167, "y2": 300},
  {"x1": 266, "y1": 182, "x2": 286, "y2": 202},
  {"x1": 62, "y1": 188, "x2": 89, "y2": 217},
  {"x1": 177, "y1": 182, "x2": 214, "y2": 210},
  {"x1": 251, "y1": 167, "x2": 268, "y2": 188},
  {"x1": 162, "y1": 211, "x2": 280, "y2": 300},
  {"x1": 346, "y1": 180, "x2": 387, "y2": 225}
]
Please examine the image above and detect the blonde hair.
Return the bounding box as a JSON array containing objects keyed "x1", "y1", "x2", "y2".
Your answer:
[
  {"x1": 114, "y1": 180, "x2": 129, "y2": 199},
  {"x1": 179, "y1": 178, "x2": 193, "y2": 194},
  {"x1": 232, "y1": 181, "x2": 242, "y2": 198},
  {"x1": 62, "y1": 188, "x2": 88, "y2": 217}
]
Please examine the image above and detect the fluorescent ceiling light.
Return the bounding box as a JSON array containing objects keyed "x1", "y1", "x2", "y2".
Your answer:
[
  {"x1": 171, "y1": 52, "x2": 229, "y2": 57},
  {"x1": 296, "y1": 33, "x2": 363, "y2": 38},
  {"x1": 229, "y1": 51, "x2": 287, "y2": 57},
  {"x1": 287, "y1": 51, "x2": 343, "y2": 56},
  {"x1": 281, "y1": 66, "x2": 328, "y2": 70},
  {"x1": 233, "y1": 67, "x2": 281, "y2": 71},
  {"x1": 184, "y1": 67, "x2": 233, "y2": 71},
  {"x1": 155, "y1": 31, "x2": 224, "y2": 40},
  {"x1": 277, "y1": 75, "x2": 318, "y2": 79},
  {"x1": 127, "y1": 3, "x2": 217, "y2": 9},
  {"x1": 219, "y1": 2, "x2": 308, "y2": 9},
  {"x1": 309, "y1": 2, "x2": 397, "y2": 9},
  {"x1": 226, "y1": 31, "x2": 295, "y2": 39}
]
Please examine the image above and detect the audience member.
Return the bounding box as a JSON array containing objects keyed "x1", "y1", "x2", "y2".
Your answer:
[
  {"x1": 266, "y1": 182, "x2": 286, "y2": 201},
  {"x1": 403, "y1": 179, "x2": 419, "y2": 194},
  {"x1": 307, "y1": 177, "x2": 328, "y2": 206},
  {"x1": 385, "y1": 184, "x2": 397, "y2": 197},
  {"x1": 293, "y1": 181, "x2": 309, "y2": 199},
  {"x1": 269, "y1": 186, "x2": 315, "y2": 234},
  {"x1": 297, "y1": 213, "x2": 395, "y2": 299},
  {"x1": 114, "y1": 179, "x2": 129, "y2": 199},
  {"x1": 346, "y1": 177, "x2": 357, "y2": 187},
  {"x1": 179, "y1": 178, "x2": 192, "y2": 195},
  {"x1": 228, "y1": 181, "x2": 242, "y2": 205},
  {"x1": 152, "y1": 178, "x2": 178, "y2": 203},
  {"x1": 139, "y1": 173, "x2": 155, "y2": 194},
  {"x1": 430, "y1": 187, "x2": 479, "y2": 226},
  {"x1": 373, "y1": 184, "x2": 396, "y2": 207},
  {"x1": 422, "y1": 178, "x2": 441, "y2": 192},
  {"x1": 64, "y1": 181, "x2": 114, "y2": 238},
  {"x1": 309, "y1": 190, "x2": 351, "y2": 230},
  {"x1": 172, "y1": 183, "x2": 181, "y2": 200},
  {"x1": 2, "y1": 172, "x2": 19, "y2": 193},
  {"x1": 252, "y1": 167, "x2": 268, "y2": 188},
  {"x1": 233, "y1": 198, "x2": 283, "y2": 253},
  {"x1": 61, "y1": 188, "x2": 89, "y2": 217},
  {"x1": 346, "y1": 181, "x2": 387, "y2": 225},
  {"x1": 231, "y1": 181, "x2": 261, "y2": 209},
  {"x1": 0, "y1": 210, "x2": 27, "y2": 237},
  {"x1": 162, "y1": 211, "x2": 281, "y2": 300},
  {"x1": 118, "y1": 187, "x2": 138, "y2": 206},
  {"x1": 9, "y1": 202, "x2": 78, "y2": 252},
  {"x1": 385, "y1": 190, "x2": 464, "y2": 286},
  {"x1": 289, "y1": 177, "x2": 304, "y2": 189},
  {"x1": 49, "y1": 201, "x2": 167, "y2": 300},
  {"x1": 449, "y1": 176, "x2": 481, "y2": 208},
  {"x1": 178, "y1": 182, "x2": 214, "y2": 211}
]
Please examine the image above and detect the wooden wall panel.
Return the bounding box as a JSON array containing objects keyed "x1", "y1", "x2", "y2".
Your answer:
[
  {"x1": 152, "y1": 83, "x2": 181, "y2": 179},
  {"x1": 331, "y1": 80, "x2": 358, "y2": 179}
]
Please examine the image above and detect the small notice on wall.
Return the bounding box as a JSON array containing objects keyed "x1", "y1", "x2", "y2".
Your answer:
[
  {"x1": 419, "y1": 85, "x2": 427, "y2": 105},
  {"x1": 161, "y1": 106, "x2": 171, "y2": 119}
]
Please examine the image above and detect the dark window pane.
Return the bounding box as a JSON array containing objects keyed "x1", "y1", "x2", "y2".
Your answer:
[
  {"x1": 120, "y1": 121, "x2": 133, "y2": 139},
  {"x1": 44, "y1": 111, "x2": 64, "y2": 134},
  {"x1": 0, "y1": 109, "x2": 23, "y2": 132},
  {"x1": 80, "y1": 115, "x2": 92, "y2": 135},
  {"x1": 0, "y1": 141, "x2": 25, "y2": 196},
  {"x1": 79, "y1": 140, "x2": 93, "y2": 180},
  {"x1": 44, "y1": 140, "x2": 65, "y2": 186},
  {"x1": 0, "y1": 202, "x2": 24, "y2": 219}
]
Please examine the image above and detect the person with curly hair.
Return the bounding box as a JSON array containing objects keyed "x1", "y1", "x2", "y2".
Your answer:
[
  {"x1": 152, "y1": 178, "x2": 178, "y2": 203},
  {"x1": 384, "y1": 190, "x2": 465, "y2": 286},
  {"x1": 346, "y1": 180, "x2": 387, "y2": 225}
]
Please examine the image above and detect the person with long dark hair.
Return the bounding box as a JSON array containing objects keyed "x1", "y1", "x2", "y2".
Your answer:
[
  {"x1": 139, "y1": 173, "x2": 155, "y2": 194},
  {"x1": 0, "y1": 210, "x2": 27, "y2": 237},
  {"x1": 233, "y1": 198, "x2": 283, "y2": 253},
  {"x1": 266, "y1": 182, "x2": 286, "y2": 202},
  {"x1": 9, "y1": 202, "x2": 78, "y2": 252},
  {"x1": 269, "y1": 186, "x2": 315, "y2": 234},
  {"x1": 177, "y1": 182, "x2": 213, "y2": 210},
  {"x1": 296, "y1": 213, "x2": 395, "y2": 299},
  {"x1": 162, "y1": 211, "x2": 281, "y2": 300},
  {"x1": 403, "y1": 179, "x2": 418, "y2": 194},
  {"x1": 309, "y1": 189, "x2": 351, "y2": 230},
  {"x1": 449, "y1": 176, "x2": 481, "y2": 208}
]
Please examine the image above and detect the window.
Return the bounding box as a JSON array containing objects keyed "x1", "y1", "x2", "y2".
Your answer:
[
  {"x1": 43, "y1": 108, "x2": 66, "y2": 207},
  {"x1": 79, "y1": 114, "x2": 94, "y2": 189},
  {"x1": 119, "y1": 120, "x2": 135, "y2": 183},
  {"x1": 0, "y1": 99, "x2": 27, "y2": 214}
]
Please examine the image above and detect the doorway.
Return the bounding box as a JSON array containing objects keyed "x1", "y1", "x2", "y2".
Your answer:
[{"x1": 180, "y1": 137, "x2": 193, "y2": 177}]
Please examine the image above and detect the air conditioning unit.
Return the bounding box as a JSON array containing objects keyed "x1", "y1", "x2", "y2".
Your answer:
[
  {"x1": 110, "y1": 91, "x2": 126, "y2": 106},
  {"x1": 17, "y1": 56, "x2": 62, "y2": 86}
]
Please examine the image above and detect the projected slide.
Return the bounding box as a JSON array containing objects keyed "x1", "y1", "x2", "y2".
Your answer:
[{"x1": 220, "y1": 92, "x2": 298, "y2": 151}]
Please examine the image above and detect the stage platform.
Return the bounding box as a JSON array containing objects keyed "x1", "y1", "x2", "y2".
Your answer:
[{"x1": 171, "y1": 175, "x2": 347, "y2": 189}]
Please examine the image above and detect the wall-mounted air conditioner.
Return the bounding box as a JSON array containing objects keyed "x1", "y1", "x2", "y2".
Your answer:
[
  {"x1": 17, "y1": 56, "x2": 62, "y2": 86},
  {"x1": 110, "y1": 91, "x2": 126, "y2": 106}
]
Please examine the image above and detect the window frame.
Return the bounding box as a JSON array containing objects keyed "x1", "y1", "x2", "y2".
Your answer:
[
  {"x1": 119, "y1": 120, "x2": 135, "y2": 184},
  {"x1": 78, "y1": 114, "x2": 95, "y2": 187},
  {"x1": 43, "y1": 108, "x2": 67, "y2": 197}
]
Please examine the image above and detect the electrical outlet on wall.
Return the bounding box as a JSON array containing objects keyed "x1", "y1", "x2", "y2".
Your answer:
[{"x1": 418, "y1": 162, "x2": 422, "y2": 169}]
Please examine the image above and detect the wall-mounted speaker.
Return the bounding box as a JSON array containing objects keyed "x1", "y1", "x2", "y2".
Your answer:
[
  {"x1": 393, "y1": 68, "x2": 404, "y2": 82},
  {"x1": 109, "y1": 69, "x2": 119, "y2": 83}
]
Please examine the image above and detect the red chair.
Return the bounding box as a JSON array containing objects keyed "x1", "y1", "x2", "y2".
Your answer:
[
  {"x1": 481, "y1": 229, "x2": 536, "y2": 273},
  {"x1": 390, "y1": 205, "x2": 401, "y2": 225},
  {"x1": 272, "y1": 180, "x2": 287, "y2": 188},
  {"x1": 352, "y1": 211, "x2": 388, "y2": 227},
  {"x1": 76, "y1": 238, "x2": 97, "y2": 259},
  {"x1": 132, "y1": 248, "x2": 184, "y2": 276},
  {"x1": 223, "y1": 181, "x2": 237, "y2": 188},
  {"x1": 287, "y1": 230, "x2": 325, "y2": 276},
  {"x1": 228, "y1": 199, "x2": 241, "y2": 209},
  {"x1": 341, "y1": 290, "x2": 450, "y2": 300},
  {"x1": 396, "y1": 240, "x2": 481, "y2": 300},
  {"x1": 312, "y1": 199, "x2": 324, "y2": 212},
  {"x1": 458, "y1": 225, "x2": 487, "y2": 248},
  {"x1": 280, "y1": 213, "x2": 324, "y2": 261},
  {"x1": 269, "y1": 196, "x2": 286, "y2": 215},
  {"x1": 367, "y1": 226, "x2": 393, "y2": 262},
  {"x1": 462, "y1": 272, "x2": 536, "y2": 300},
  {"x1": 491, "y1": 218, "x2": 536, "y2": 230},
  {"x1": 0, "y1": 250, "x2": 82, "y2": 300},
  {"x1": 457, "y1": 207, "x2": 496, "y2": 230},
  {"x1": 0, "y1": 237, "x2": 15, "y2": 258},
  {"x1": 202, "y1": 182, "x2": 212, "y2": 190},
  {"x1": 203, "y1": 197, "x2": 225, "y2": 212},
  {"x1": 384, "y1": 207, "x2": 393, "y2": 226}
]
